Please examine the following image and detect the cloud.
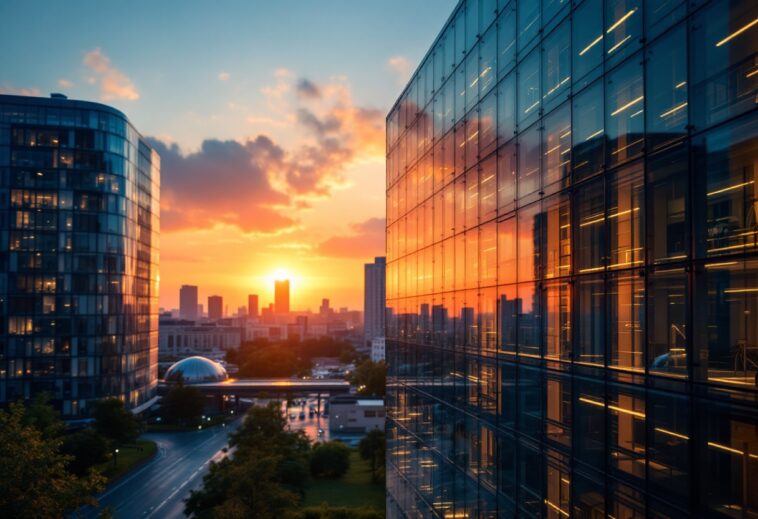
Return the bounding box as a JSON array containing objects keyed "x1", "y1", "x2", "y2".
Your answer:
[
  {"x1": 387, "y1": 56, "x2": 412, "y2": 84},
  {"x1": 317, "y1": 218, "x2": 386, "y2": 258},
  {"x1": 295, "y1": 78, "x2": 321, "y2": 99},
  {"x1": 150, "y1": 70, "x2": 385, "y2": 234},
  {"x1": 83, "y1": 48, "x2": 139, "y2": 101},
  {"x1": 57, "y1": 79, "x2": 74, "y2": 89},
  {"x1": 0, "y1": 85, "x2": 41, "y2": 96},
  {"x1": 147, "y1": 136, "x2": 295, "y2": 233},
  {"x1": 218, "y1": 72, "x2": 231, "y2": 81}
]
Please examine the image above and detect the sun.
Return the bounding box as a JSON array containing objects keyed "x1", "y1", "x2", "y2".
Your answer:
[{"x1": 272, "y1": 268, "x2": 290, "y2": 281}]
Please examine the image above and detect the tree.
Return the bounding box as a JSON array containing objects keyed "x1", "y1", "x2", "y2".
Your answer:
[
  {"x1": 0, "y1": 402, "x2": 105, "y2": 517},
  {"x1": 310, "y1": 441, "x2": 350, "y2": 479},
  {"x1": 358, "y1": 430, "x2": 385, "y2": 483},
  {"x1": 92, "y1": 398, "x2": 141, "y2": 444},
  {"x1": 23, "y1": 392, "x2": 65, "y2": 439},
  {"x1": 61, "y1": 428, "x2": 110, "y2": 476},
  {"x1": 185, "y1": 402, "x2": 311, "y2": 518},
  {"x1": 349, "y1": 360, "x2": 386, "y2": 397},
  {"x1": 162, "y1": 380, "x2": 205, "y2": 425}
]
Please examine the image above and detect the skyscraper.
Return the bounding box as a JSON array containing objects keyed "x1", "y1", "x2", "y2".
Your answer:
[
  {"x1": 248, "y1": 294, "x2": 259, "y2": 318},
  {"x1": 364, "y1": 257, "x2": 386, "y2": 347},
  {"x1": 274, "y1": 279, "x2": 289, "y2": 314},
  {"x1": 180, "y1": 285, "x2": 199, "y2": 320},
  {"x1": 208, "y1": 295, "x2": 223, "y2": 321},
  {"x1": 0, "y1": 93, "x2": 160, "y2": 417},
  {"x1": 385, "y1": 0, "x2": 758, "y2": 517}
]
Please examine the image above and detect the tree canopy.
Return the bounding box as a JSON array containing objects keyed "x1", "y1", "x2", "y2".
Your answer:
[
  {"x1": 0, "y1": 402, "x2": 105, "y2": 517},
  {"x1": 92, "y1": 398, "x2": 142, "y2": 444}
]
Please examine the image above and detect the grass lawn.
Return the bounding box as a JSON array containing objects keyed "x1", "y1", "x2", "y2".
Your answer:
[
  {"x1": 303, "y1": 450, "x2": 385, "y2": 511},
  {"x1": 95, "y1": 439, "x2": 157, "y2": 483}
]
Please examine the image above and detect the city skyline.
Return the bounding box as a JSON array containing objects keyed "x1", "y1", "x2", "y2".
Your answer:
[{"x1": 0, "y1": 0, "x2": 458, "y2": 311}]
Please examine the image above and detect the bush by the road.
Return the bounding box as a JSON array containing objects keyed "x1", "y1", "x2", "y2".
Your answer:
[
  {"x1": 92, "y1": 398, "x2": 142, "y2": 444},
  {"x1": 310, "y1": 442, "x2": 350, "y2": 479}
]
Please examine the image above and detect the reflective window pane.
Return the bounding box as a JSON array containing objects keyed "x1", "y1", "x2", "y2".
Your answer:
[{"x1": 606, "y1": 57, "x2": 644, "y2": 165}]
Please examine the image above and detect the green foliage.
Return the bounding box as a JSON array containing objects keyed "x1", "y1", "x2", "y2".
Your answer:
[
  {"x1": 310, "y1": 442, "x2": 351, "y2": 479},
  {"x1": 92, "y1": 398, "x2": 142, "y2": 444},
  {"x1": 357, "y1": 430, "x2": 385, "y2": 484},
  {"x1": 349, "y1": 360, "x2": 386, "y2": 397},
  {"x1": 23, "y1": 392, "x2": 65, "y2": 439},
  {"x1": 61, "y1": 428, "x2": 110, "y2": 476},
  {"x1": 161, "y1": 379, "x2": 205, "y2": 425},
  {"x1": 0, "y1": 402, "x2": 105, "y2": 517},
  {"x1": 185, "y1": 402, "x2": 311, "y2": 518},
  {"x1": 284, "y1": 506, "x2": 384, "y2": 519}
]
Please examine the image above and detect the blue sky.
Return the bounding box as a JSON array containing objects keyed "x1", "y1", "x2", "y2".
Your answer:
[{"x1": 0, "y1": 0, "x2": 459, "y2": 311}]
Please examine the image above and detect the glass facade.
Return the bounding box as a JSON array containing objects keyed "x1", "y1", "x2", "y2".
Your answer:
[
  {"x1": 385, "y1": 0, "x2": 758, "y2": 516},
  {"x1": 0, "y1": 95, "x2": 159, "y2": 417}
]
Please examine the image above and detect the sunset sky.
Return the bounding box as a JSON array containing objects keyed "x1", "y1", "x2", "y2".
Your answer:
[{"x1": 0, "y1": 0, "x2": 457, "y2": 312}]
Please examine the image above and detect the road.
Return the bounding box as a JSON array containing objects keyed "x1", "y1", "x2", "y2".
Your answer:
[{"x1": 84, "y1": 419, "x2": 241, "y2": 519}]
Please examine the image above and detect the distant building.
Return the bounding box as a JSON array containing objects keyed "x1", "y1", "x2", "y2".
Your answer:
[
  {"x1": 159, "y1": 318, "x2": 242, "y2": 359},
  {"x1": 329, "y1": 395, "x2": 385, "y2": 434},
  {"x1": 364, "y1": 257, "x2": 386, "y2": 347},
  {"x1": 275, "y1": 279, "x2": 290, "y2": 314},
  {"x1": 208, "y1": 295, "x2": 223, "y2": 321},
  {"x1": 319, "y1": 298, "x2": 331, "y2": 317},
  {"x1": 370, "y1": 337, "x2": 385, "y2": 363},
  {"x1": 197, "y1": 304, "x2": 204, "y2": 318},
  {"x1": 248, "y1": 294, "x2": 259, "y2": 318},
  {"x1": 237, "y1": 306, "x2": 247, "y2": 317},
  {"x1": 179, "y1": 285, "x2": 199, "y2": 320}
]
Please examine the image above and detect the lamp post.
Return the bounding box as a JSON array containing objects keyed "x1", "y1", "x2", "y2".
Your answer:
[{"x1": 113, "y1": 448, "x2": 119, "y2": 468}]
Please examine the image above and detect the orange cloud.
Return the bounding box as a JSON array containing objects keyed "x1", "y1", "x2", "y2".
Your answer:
[
  {"x1": 83, "y1": 48, "x2": 139, "y2": 101},
  {"x1": 153, "y1": 72, "x2": 384, "y2": 234},
  {"x1": 317, "y1": 218, "x2": 385, "y2": 258}
]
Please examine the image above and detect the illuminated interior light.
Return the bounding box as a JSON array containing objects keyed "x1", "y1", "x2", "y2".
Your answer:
[
  {"x1": 708, "y1": 441, "x2": 758, "y2": 459},
  {"x1": 560, "y1": 148, "x2": 571, "y2": 155},
  {"x1": 708, "y1": 242, "x2": 758, "y2": 253},
  {"x1": 723, "y1": 287, "x2": 758, "y2": 294},
  {"x1": 585, "y1": 128, "x2": 604, "y2": 140},
  {"x1": 659, "y1": 102, "x2": 688, "y2": 118},
  {"x1": 705, "y1": 261, "x2": 738, "y2": 268},
  {"x1": 578, "y1": 396, "x2": 605, "y2": 408},
  {"x1": 544, "y1": 499, "x2": 570, "y2": 517},
  {"x1": 746, "y1": 69, "x2": 758, "y2": 78},
  {"x1": 544, "y1": 76, "x2": 571, "y2": 98},
  {"x1": 715, "y1": 17, "x2": 758, "y2": 47},
  {"x1": 630, "y1": 109, "x2": 644, "y2": 118},
  {"x1": 707, "y1": 180, "x2": 754, "y2": 197},
  {"x1": 560, "y1": 129, "x2": 572, "y2": 139},
  {"x1": 611, "y1": 95, "x2": 644, "y2": 116},
  {"x1": 523, "y1": 100, "x2": 540, "y2": 114},
  {"x1": 607, "y1": 35, "x2": 631, "y2": 54},
  {"x1": 611, "y1": 138, "x2": 644, "y2": 155},
  {"x1": 545, "y1": 144, "x2": 561, "y2": 155},
  {"x1": 607, "y1": 9, "x2": 637, "y2": 33},
  {"x1": 675, "y1": 81, "x2": 687, "y2": 89},
  {"x1": 579, "y1": 34, "x2": 603, "y2": 56},
  {"x1": 608, "y1": 403, "x2": 646, "y2": 419}
]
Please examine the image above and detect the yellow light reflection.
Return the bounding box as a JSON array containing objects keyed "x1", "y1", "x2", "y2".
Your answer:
[
  {"x1": 715, "y1": 17, "x2": 758, "y2": 47},
  {"x1": 611, "y1": 95, "x2": 644, "y2": 116},
  {"x1": 606, "y1": 9, "x2": 637, "y2": 33}
]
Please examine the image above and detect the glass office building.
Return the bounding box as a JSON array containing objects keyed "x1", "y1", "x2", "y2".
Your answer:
[
  {"x1": 385, "y1": 0, "x2": 757, "y2": 516},
  {"x1": 0, "y1": 94, "x2": 159, "y2": 417}
]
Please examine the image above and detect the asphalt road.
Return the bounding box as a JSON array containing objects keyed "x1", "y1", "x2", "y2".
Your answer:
[{"x1": 83, "y1": 419, "x2": 241, "y2": 519}]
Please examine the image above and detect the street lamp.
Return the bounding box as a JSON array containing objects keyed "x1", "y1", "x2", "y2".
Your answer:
[{"x1": 113, "y1": 448, "x2": 119, "y2": 467}]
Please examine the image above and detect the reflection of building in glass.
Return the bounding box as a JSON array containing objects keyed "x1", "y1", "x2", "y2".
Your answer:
[
  {"x1": 385, "y1": 0, "x2": 758, "y2": 517},
  {"x1": 0, "y1": 93, "x2": 160, "y2": 417},
  {"x1": 364, "y1": 256, "x2": 386, "y2": 347}
]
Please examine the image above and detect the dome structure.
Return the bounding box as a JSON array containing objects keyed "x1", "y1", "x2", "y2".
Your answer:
[{"x1": 164, "y1": 356, "x2": 228, "y2": 383}]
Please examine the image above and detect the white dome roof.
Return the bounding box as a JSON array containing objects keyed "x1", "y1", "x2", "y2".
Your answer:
[{"x1": 165, "y1": 356, "x2": 228, "y2": 383}]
